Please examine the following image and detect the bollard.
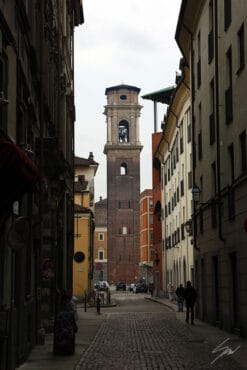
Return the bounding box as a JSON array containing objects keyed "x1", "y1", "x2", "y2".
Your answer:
[
  {"x1": 84, "y1": 293, "x2": 87, "y2": 312},
  {"x1": 96, "y1": 296, "x2": 100, "y2": 314}
]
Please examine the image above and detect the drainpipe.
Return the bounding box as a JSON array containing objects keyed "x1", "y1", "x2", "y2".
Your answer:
[
  {"x1": 36, "y1": 0, "x2": 45, "y2": 345},
  {"x1": 214, "y1": 0, "x2": 225, "y2": 243},
  {"x1": 180, "y1": 26, "x2": 199, "y2": 252},
  {"x1": 154, "y1": 101, "x2": 158, "y2": 133}
]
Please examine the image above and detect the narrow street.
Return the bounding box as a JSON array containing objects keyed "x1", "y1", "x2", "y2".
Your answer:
[{"x1": 74, "y1": 292, "x2": 245, "y2": 370}]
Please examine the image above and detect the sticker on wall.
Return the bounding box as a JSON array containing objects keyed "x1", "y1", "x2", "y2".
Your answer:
[{"x1": 42, "y1": 258, "x2": 55, "y2": 280}]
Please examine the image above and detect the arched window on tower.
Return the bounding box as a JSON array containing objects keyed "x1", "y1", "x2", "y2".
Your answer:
[
  {"x1": 118, "y1": 120, "x2": 129, "y2": 143},
  {"x1": 120, "y1": 162, "x2": 127, "y2": 175}
]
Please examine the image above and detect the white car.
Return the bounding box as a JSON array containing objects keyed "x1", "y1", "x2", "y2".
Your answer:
[{"x1": 95, "y1": 281, "x2": 109, "y2": 291}]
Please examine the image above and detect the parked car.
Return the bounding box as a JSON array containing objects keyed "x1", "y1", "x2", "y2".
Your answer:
[
  {"x1": 134, "y1": 283, "x2": 148, "y2": 293},
  {"x1": 116, "y1": 281, "x2": 126, "y2": 291}
]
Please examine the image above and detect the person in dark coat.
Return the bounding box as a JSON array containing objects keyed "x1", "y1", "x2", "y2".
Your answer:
[
  {"x1": 184, "y1": 281, "x2": 197, "y2": 324},
  {"x1": 175, "y1": 284, "x2": 185, "y2": 312}
]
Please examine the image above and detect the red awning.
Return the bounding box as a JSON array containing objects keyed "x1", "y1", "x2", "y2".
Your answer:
[{"x1": 0, "y1": 140, "x2": 40, "y2": 204}]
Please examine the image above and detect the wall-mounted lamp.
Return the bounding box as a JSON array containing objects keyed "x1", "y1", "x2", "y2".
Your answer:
[
  {"x1": 192, "y1": 185, "x2": 222, "y2": 206},
  {"x1": 192, "y1": 185, "x2": 201, "y2": 202},
  {"x1": 185, "y1": 219, "x2": 193, "y2": 236}
]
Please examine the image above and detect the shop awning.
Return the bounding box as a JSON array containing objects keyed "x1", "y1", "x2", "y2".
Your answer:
[{"x1": 0, "y1": 140, "x2": 40, "y2": 204}]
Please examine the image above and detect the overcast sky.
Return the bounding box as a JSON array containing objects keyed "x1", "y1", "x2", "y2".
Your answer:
[{"x1": 74, "y1": 0, "x2": 182, "y2": 202}]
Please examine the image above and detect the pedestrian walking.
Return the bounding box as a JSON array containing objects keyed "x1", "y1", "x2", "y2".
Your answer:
[
  {"x1": 167, "y1": 282, "x2": 174, "y2": 301},
  {"x1": 175, "y1": 284, "x2": 185, "y2": 312},
  {"x1": 149, "y1": 282, "x2": 154, "y2": 297},
  {"x1": 184, "y1": 281, "x2": 197, "y2": 325},
  {"x1": 96, "y1": 294, "x2": 101, "y2": 314}
]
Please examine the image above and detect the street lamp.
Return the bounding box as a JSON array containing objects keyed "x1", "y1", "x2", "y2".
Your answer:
[
  {"x1": 192, "y1": 185, "x2": 201, "y2": 203},
  {"x1": 185, "y1": 219, "x2": 193, "y2": 236},
  {"x1": 192, "y1": 185, "x2": 222, "y2": 206}
]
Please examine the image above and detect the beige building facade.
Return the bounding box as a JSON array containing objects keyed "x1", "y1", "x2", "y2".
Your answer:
[
  {"x1": 176, "y1": 0, "x2": 247, "y2": 336},
  {"x1": 155, "y1": 63, "x2": 194, "y2": 293}
]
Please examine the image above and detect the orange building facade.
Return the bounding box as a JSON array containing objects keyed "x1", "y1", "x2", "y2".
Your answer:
[{"x1": 140, "y1": 190, "x2": 154, "y2": 283}]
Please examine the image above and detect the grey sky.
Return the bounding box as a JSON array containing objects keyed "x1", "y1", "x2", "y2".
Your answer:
[{"x1": 74, "y1": 0, "x2": 182, "y2": 201}]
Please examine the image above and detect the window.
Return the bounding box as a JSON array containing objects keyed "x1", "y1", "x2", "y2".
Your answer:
[
  {"x1": 120, "y1": 162, "x2": 127, "y2": 175},
  {"x1": 208, "y1": 0, "x2": 214, "y2": 63},
  {"x1": 209, "y1": 79, "x2": 215, "y2": 144},
  {"x1": 211, "y1": 162, "x2": 217, "y2": 197},
  {"x1": 240, "y1": 130, "x2": 246, "y2": 174},
  {"x1": 118, "y1": 120, "x2": 129, "y2": 143},
  {"x1": 228, "y1": 143, "x2": 234, "y2": 184},
  {"x1": 187, "y1": 122, "x2": 191, "y2": 143},
  {"x1": 99, "y1": 251, "x2": 104, "y2": 260},
  {"x1": 228, "y1": 186, "x2": 235, "y2": 220},
  {"x1": 197, "y1": 32, "x2": 201, "y2": 89},
  {"x1": 180, "y1": 122, "x2": 184, "y2": 154},
  {"x1": 98, "y1": 233, "x2": 104, "y2": 241},
  {"x1": 0, "y1": 53, "x2": 8, "y2": 133},
  {"x1": 198, "y1": 131, "x2": 202, "y2": 160},
  {"x1": 211, "y1": 202, "x2": 217, "y2": 228},
  {"x1": 168, "y1": 157, "x2": 171, "y2": 181},
  {"x1": 224, "y1": 0, "x2": 231, "y2": 31},
  {"x1": 122, "y1": 226, "x2": 127, "y2": 235},
  {"x1": 225, "y1": 47, "x2": 233, "y2": 125},
  {"x1": 237, "y1": 24, "x2": 245, "y2": 74},
  {"x1": 188, "y1": 171, "x2": 192, "y2": 189},
  {"x1": 199, "y1": 208, "x2": 204, "y2": 234}
]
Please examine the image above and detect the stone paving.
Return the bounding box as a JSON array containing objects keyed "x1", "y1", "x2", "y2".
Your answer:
[
  {"x1": 20, "y1": 294, "x2": 247, "y2": 370},
  {"x1": 75, "y1": 307, "x2": 245, "y2": 370}
]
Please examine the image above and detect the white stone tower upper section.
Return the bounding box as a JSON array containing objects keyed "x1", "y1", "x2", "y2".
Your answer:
[{"x1": 103, "y1": 84, "x2": 143, "y2": 153}]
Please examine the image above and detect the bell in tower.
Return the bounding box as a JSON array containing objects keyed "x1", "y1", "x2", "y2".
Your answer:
[{"x1": 103, "y1": 84, "x2": 143, "y2": 284}]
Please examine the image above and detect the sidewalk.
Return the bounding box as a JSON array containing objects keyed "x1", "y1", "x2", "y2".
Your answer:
[
  {"x1": 19, "y1": 305, "x2": 106, "y2": 370},
  {"x1": 146, "y1": 295, "x2": 247, "y2": 369}
]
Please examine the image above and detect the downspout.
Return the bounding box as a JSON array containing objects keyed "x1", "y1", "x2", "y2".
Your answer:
[
  {"x1": 154, "y1": 101, "x2": 158, "y2": 133},
  {"x1": 36, "y1": 0, "x2": 45, "y2": 344},
  {"x1": 190, "y1": 40, "x2": 199, "y2": 251},
  {"x1": 180, "y1": 22, "x2": 199, "y2": 251},
  {"x1": 214, "y1": 0, "x2": 225, "y2": 243}
]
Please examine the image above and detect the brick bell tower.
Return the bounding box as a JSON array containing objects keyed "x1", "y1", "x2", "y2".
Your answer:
[{"x1": 104, "y1": 84, "x2": 143, "y2": 284}]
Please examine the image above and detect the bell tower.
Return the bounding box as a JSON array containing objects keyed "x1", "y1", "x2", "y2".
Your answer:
[{"x1": 104, "y1": 84, "x2": 143, "y2": 284}]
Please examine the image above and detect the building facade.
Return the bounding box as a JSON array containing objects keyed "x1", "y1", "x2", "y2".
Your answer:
[
  {"x1": 176, "y1": 0, "x2": 247, "y2": 336},
  {"x1": 156, "y1": 62, "x2": 194, "y2": 294},
  {"x1": 0, "y1": 2, "x2": 83, "y2": 368},
  {"x1": 142, "y1": 86, "x2": 176, "y2": 296},
  {"x1": 104, "y1": 84, "x2": 142, "y2": 284},
  {"x1": 74, "y1": 154, "x2": 98, "y2": 298},
  {"x1": 94, "y1": 197, "x2": 108, "y2": 284},
  {"x1": 140, "y1": 189, "x2": 153, "y2": 284}
]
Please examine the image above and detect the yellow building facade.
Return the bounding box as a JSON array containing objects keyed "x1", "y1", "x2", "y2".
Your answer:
[{"x1": 73, "y1": 154, "x2": 98, "y2": 299}]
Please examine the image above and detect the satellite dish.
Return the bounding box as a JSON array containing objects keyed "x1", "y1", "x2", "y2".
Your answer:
[{"x1": 7, "y1": 217, "x2": 30, "y2": 250}]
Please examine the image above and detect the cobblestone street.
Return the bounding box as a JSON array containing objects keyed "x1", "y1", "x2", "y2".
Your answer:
[{"x1": 75, "y1": 295, "x2": 245, "y2": 370}]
